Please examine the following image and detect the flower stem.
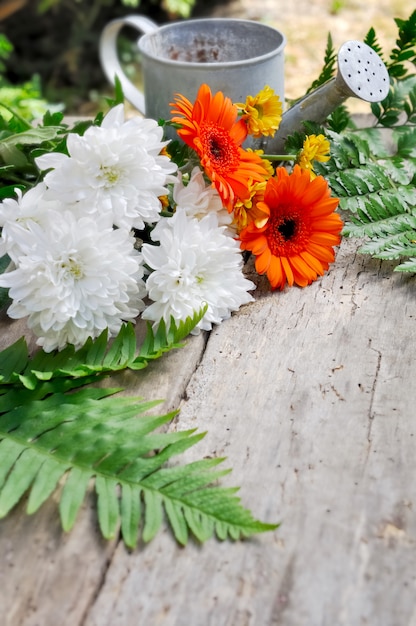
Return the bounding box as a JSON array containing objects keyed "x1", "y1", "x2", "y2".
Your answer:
[{"x1": 261, "y1": 154, "x2": 297, "y2": 162}]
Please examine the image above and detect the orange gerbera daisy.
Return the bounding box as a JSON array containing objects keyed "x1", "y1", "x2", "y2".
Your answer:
[
  {"x1": 171, "y1": 84, "x2": 268, "y2": 212},
  {"x1": 239, "y1": 165, "x2": 343, "y2": 290}
]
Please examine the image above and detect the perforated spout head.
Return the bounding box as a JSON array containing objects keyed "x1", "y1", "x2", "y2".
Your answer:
[
  {"x1": 266, "y1": 40, "x2": 390, "y2": 153},
  {"x1": 336, "y1": 40, "x2": 390, "y2": 101}
]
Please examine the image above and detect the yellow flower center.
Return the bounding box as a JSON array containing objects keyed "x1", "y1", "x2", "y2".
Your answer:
[
  {"x1": 100, "y1": 165, "x2": 121, "y2": 188},
  {"x1": 62, "y1": 256, "x2": 84, "y2": 280}
]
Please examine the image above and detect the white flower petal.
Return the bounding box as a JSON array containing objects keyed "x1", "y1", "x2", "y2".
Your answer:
[
  {"x1": 35, "y1": 106, "x2": 177, "y2": 231},
  {"x1": 173, "y1": 166, "x2": 235, "y2": 232},
  {"x1": 142, "y1": 210, "x2": 254, "y2": 332},
  {"x1": 0, "y1": 210, "x2": 147, "y2": 351}
]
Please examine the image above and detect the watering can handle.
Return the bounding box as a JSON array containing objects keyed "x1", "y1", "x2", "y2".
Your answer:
[{"x1": 99, "y1": 15, "x2": 158, "y2": 115}]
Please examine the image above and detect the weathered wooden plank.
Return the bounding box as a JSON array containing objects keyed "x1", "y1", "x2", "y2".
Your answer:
[
  {"x1": 81, "y1": 238, "x2": 416, "y2": 626},
  {"x1": 0, "y1": 491, "x2": 117, "y2": 626}
]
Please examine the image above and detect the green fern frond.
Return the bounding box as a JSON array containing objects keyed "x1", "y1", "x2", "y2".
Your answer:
[
  {"x1": 371, "y1": 75, "x2": 416, "y2": 127},
  {"x1": 134, "y1": 306, "x2": 208, "y2": 370},
  {"x1": 364, "y1": 27, "x2": 387, "y2": 62},
  {"x1": 305, "y1": 33, "x2": 337, "y2": 94},
  {"x1": 346, "y1": 213, "x2": 416, "y2": 259},
  {"x1": 360, "y1": 233, "x2": 416, "y2": 260},
  {"x1": 319, "y1": 128, "x2": 416, "y2": 272},
  {"x1": 364, "y1": 10, "x2": 415, "y2": 81},
  {"x1": 0, "y1": 386, "x2": 277, "y2": 547},
  {"x1": 388, "y1": 9, "x2": 416, "y2": 78},
  {"x1": 0, "y1": 313, "x2": 278, "y2": 546},
  {"x1": 317, "y1": 132, "x2": 367, "y2": 174},
  {"x1": 396, "y1": 126, "x2": 416, "y2": 157},
  {"x1": 326, "y1": 105, "x2": 351, "y2": 134}
]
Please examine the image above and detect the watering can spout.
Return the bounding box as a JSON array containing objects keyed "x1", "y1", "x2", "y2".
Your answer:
[{"x1": 267, "y1": 40, "x2": 390, "y2": 154}]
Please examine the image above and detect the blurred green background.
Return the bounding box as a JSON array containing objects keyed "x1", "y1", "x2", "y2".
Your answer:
[{"x1": 0, "y1": 0, "x2": 224, "y2": 117}]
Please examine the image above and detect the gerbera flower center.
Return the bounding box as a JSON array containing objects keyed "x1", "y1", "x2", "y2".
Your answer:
[
  {"x1": 200, "y1": 122, "x2": 240, "y2": 174},
  {"x1": 278, "y1": 218, "x2": 297, "y2": 240},
  {"x1": 268, "y1": 207, "x2": 310, "y2": 256}
]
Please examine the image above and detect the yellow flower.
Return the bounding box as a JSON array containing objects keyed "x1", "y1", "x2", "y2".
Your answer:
[
  {"x1": 159, "y1": 194, "x2": 170, "y2": 210},
  {"x1": 297, "y1": 134, "x2": 330, "y2": 179},
  {"x1": 236, "y1": 86, "x2": 283, "y2": 138},
  {"x1": 233, "y1": 180, "x2": 269, "y2": 233}
]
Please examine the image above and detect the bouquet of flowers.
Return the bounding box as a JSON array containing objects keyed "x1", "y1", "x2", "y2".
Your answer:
[
  {"x1": 0, "y1": 11, "x2": 413, "y2": 547},
  {"x1": 0, "y1": 83, "x2": 343, "y2": 352}
]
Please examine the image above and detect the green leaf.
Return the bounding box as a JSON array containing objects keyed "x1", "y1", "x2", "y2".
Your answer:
[
  {"x1": 320, "y1": 127, "x2": 416, "y2": 270},
  {"x1": 142, "y1": 489, "x2": 164, "y2": 543},
  {"x1": 305, "y1": 33, "x2": 337, "y2": 95},
  {"x1": 96, "y1": 476, "x2": 120, "y2": 540},
  {"x1": 18, "y1": 309, "x2": 207, "y2": 389},
  {"x1": 395, "y1": 257, "x2": 416, "y2": 272},
  {"x1": 364, "y1": 27, "x2": 386, "y2": 62},
  {"x1": 0, "y1": 448, "x2": 44, "y2": 516},
  {"x1": 0, "y1": 318, "x2": 278, "y2": 547},
  {"x1": 0, "y1": 125, "x2": 63, "y2": 150},
  {"x1": 59, "y1": 467, "x2": 92, "y2": 531},
  {"x1": 26, "y1": 460, "x2": 69, "y2": 514},
  {"x1": 164, "y1": 498, "x2": 188, "y2": 545},
  {"x1": 164, "y1": 0, "x2": 195, "y2": 18},
  {"x1": 120, "y1": 483, "x2": 142, "y2": 549},
  {"x1": 0, "y1": 335, "x2": 28, "y2": 383},
  {"x1": 0, "y1": 438, "x2": 24, "y2": 490}
]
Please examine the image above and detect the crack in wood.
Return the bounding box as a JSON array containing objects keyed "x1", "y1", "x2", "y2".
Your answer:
[{"x1": 366, "y1": 339, "x2": 382, "y2": 445}]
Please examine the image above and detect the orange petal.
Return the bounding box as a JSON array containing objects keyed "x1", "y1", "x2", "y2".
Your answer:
[
  {"x1": 230, "y1": 119, "x2": 249, "y2": 145},
  {"x1": 281, "y1": 256, "x2": 294, "y2": 287},
  {"x1": 309, "y1": 197, "x2": 340, "y2": 217},
  {"x1": 309, "y1": 232, "x2": 341, "y2": 246},
  {"x1": 301, "y1": 175, "x2": 329, "y2": 205},
  {"x1": 311, "y1": 215, "x2": 343, "y2": 231},
  {"x1": 268, "y1": 255, "x2": 285, "y2": 290},
  {"x1": 251, "y1": 235, "x2": 269, "y2": 256},
  {"x1": 300, "y1": 250, "x2": 325, "y2": 275},
  {"x1": 256, "y1": 248, "x2": 272, "y2": 274},
  {"x1": 313, "y1": 212, "x2": 343, "y2": 225},
  {"x1": 289, "y1": 166, "x2": 311, "y2": 198},
  {"x1": 305, "y1": 242, "x2": 335, "y2": 264},
  {"x1": 289, "y1": 254, "x2": 317, "y2": 283}
]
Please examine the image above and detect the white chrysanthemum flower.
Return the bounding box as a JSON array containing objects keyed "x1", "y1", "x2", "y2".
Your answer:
[
  {"x1": 35, "y1": 104, "x2": 177, "y2": 231},
  {"x1": 141, "y1": 209, "x2": 254, "y2": 332},
  {"x1": 173, "y1": 166, "x2": 234, "y2": 230},
  {"x1": 0, "y1": 210, "x2": 147, "y2": 351},
  {"x1": 0, "y1": 183, "x2": 61, "y2": 260}
]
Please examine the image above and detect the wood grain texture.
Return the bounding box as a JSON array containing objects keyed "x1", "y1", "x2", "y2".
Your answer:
[
  {"x1": 81, "y1": 238, "x2": 416, "y2": 626},
  {"x1": 0, "y1": 236, "x2": 415, "y2": 626}
]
